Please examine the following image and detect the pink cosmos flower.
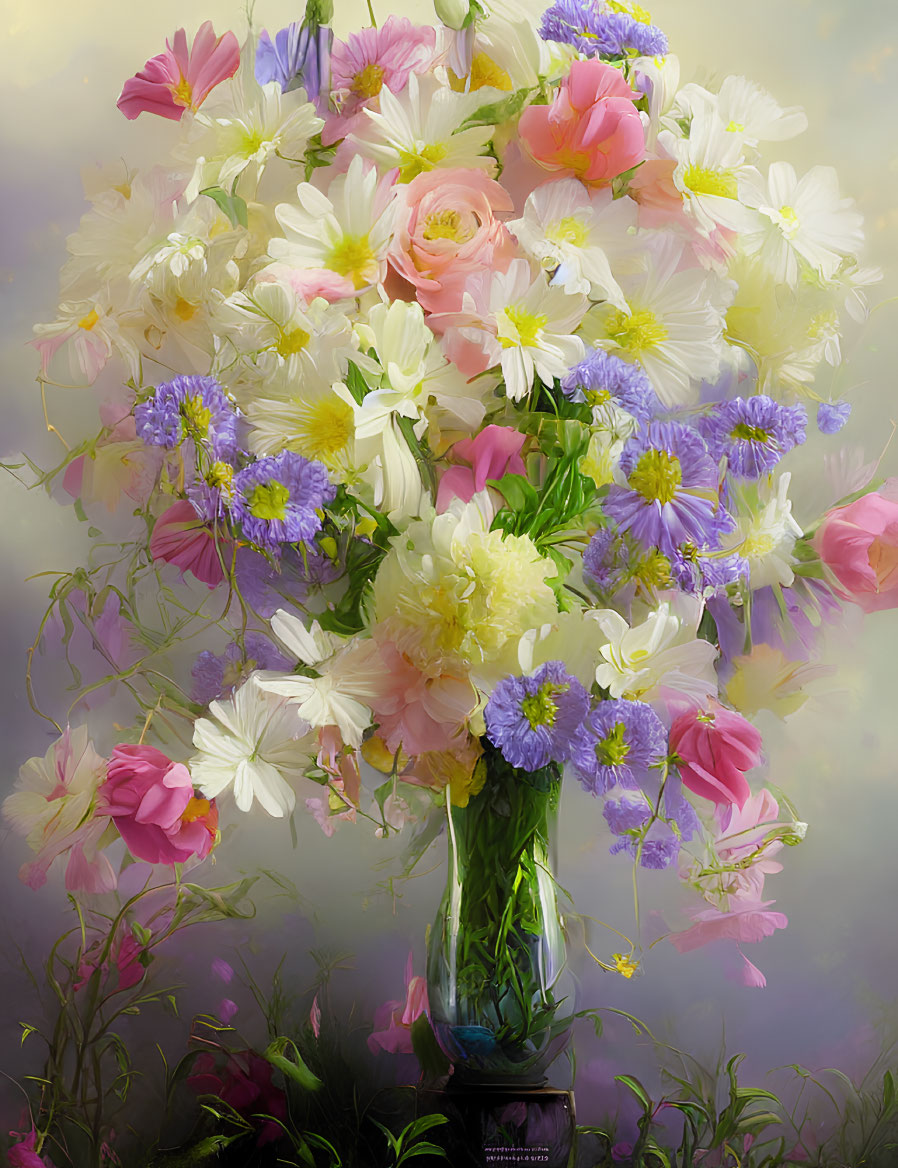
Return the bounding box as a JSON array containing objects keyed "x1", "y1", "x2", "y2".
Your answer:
[
  {"x1": 188, "y1": 1051, "x2": 288, "y2": 1146},
  {"x1": 388, "y1": 168, "x2": 516, "y2": 315},
  {"x1": 150, "y1": 500, "x2": 228, "y2": 589},
  {"x1": 668, "y1": 901, "x2": 788, "y2": 954},
  {"x1": 100, "y1": 744, "x2": 218, "y2": 866},
  {"x1": 518, "y1": 59, "x2": 645, "y2": 186},
  {"x1": 669, "y1": 701, "x2": 763, "y2": 809},
  {"x1": 7, "y1": 1126, "x2": 53, "y2": 1167},
  {"x1": 813, "y1": 481, "x2": 898, "y2": 612},
  {"x1": 324, "y1": 16, "x2": 437, "y2": 144},
  {"x1": 436, "y1": 425, "x2": 527, "y2": 512},
  {"x1": 117, "y1": 22, "x2": 240, "y2": 122},
  {"x1": 368, "y1": 952, "x2": 429, "y2": 1055}
]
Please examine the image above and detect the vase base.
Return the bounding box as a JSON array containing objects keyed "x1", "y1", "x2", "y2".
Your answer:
[{"x1": 420, "y1": 1085, "x2": 575, "y2": 1168}]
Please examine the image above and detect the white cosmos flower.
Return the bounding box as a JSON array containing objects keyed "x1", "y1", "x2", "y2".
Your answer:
[
  {"x1": 268, "y1": 155, "x2": 398, "y2": 292},
  {"x1": 351, "y1": 72, "x2": 497, "y2": 182},
  {"x1": 354, "y1": 299, "x2": 489, "y2": 435},
  {"x1": 508, "y1": 179, "x2": 638, "y2": 306},
  {"x1": 245, "y1": 374, "x2": 360, "y2": 476},
  {"x1": 191, "y1": 679, "x2": 313, "y2": 817},
  {"x1": 590, "y1": 595, "x2": 719, "y2": 704},
  {"x1": 716, "y1": 76, "x2": 808, "y2": 144},
  {"x1": 738, "y1": 162, "x2": 865, "y2": 286},
  {"x1": 581, "y1": 236, "x2": 734, "y2": 407},
  {"x1": 180, "y1": 81, "x2": 323, "y2": 201},
  {"x1": 256, "y1": 610, "x2": 383, "y2": 747},
  {"x1": 721, "y1": 472, "x2": 803, "y2": 590}
]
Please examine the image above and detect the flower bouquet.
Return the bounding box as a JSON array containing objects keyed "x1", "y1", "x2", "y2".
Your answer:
[{"x1": 5, "y1": 0, "x2": 895, "y2": 1157}]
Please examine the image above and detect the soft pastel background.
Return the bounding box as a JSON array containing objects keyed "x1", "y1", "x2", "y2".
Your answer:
[{"x1": 2, "y1": 0, "x2": 898, "y2": 1142}]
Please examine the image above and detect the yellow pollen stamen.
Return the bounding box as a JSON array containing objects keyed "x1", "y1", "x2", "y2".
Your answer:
[
  {"x1": 352, "y1": 63, "x2": 385, "y2": 99},
  {"x1": 683, "y1": 164, "x2": 738, "y2": 200},
  {"x1": 170, "y1": 75, "x2": 193, "y2": 109},
  {"x1": 585, "y1": 388, "x2": 612, "y2": 406},
  {"x1": 181, "y1": 796, "x2": 212, "y2": 824},
  {"x1": 725, "y1": 120, "x2": 745, "y2": 133},
  {"x1": 449, "y1": 52, "x2": 513, "y2": 93},
  {"x1": 628, "y1": 447, "x2": 682, "y2": 504},
  {"x1": 327, "y1": 234, "x2": 377, "y2": 289},
  {"x1": 77, "y1": 308, "x2": 100, "y2": 331},
  {"x1": 248, "y1": 480, "x2": 290, "y2": 521},
  {"x1": 174, "y1": 297, "x2": 198, "y2": 322},
  {"x1": 422, "y1": 209, "x2": 476, "y2": 243},
  {"x1": 276, "y1": 326, "x2": 311, "y2": 358},
  {"x1": 546, "y1": 216, "x2": 589, "y2": 247},
  {"x1": 498, "y1": 305, "x2": 547, "y2": 349},
  {"x1": 182, "y1": 394, "x2": 213, "y2": 435},
  {"x1": 397, "y1": 142, "x2": 450, "y2": 184},
  {"x1": 294, "y1": 395, "x2": 354, "y2": 462},
  {"x1": 605, "y1": 306, "x2": 668, "y2": 354}
]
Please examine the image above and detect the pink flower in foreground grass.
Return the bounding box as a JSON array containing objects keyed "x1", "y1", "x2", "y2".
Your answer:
[
  {"x1": 813, "y1": 480, "x2": 898, "y2": 612},
  {"x1": 2, "y1": 727, "x2": 116, "y2": 893},
  {"x1": 75, "y1": 929, "x2": 147, "y2": 993},
  {"x1": 368, "y1": 952, "x2": 429, "y2": 1055},
  {"x1": 436, "y1": 425, "x2": 527, "y2": 512},
  {"x1": 188, "y1": 1051, "x2": 288, "y2": 1146},
  {"x1": 99, "y1": 744, "x2": 218, "y2": 865},
  {"x1": 117, "y1": 22, "x2": 240, "y2": 122},
  {"x1": 518, "y1": 58, "x2": 645, "y2": 186},
  {"x1": 150, "y1": 500, "x2": 229, "y2": 589},
  {"x1": 670, "y1": 701, "x2": 763, "y2": 809},
  {"x1": 7, "y1": 1125, "x2": 53, "y2": 1167}
]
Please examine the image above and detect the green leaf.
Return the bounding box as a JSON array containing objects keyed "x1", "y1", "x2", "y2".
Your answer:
[
  {"x1": 461, "y1": 87, "x2": 533, "y2": 129},
  {"x1": 73, "y1": 498, "x2": 88, "y2": 522},
  {"x1": 615, "y1": 1073, "x2": 653, "y2": 1113},
  {"x1": 884, "y1": 1069, "x2": 896, "y2": 1113},
  {"x1": 263, "y1": 1036, "x2": 322, "y2": 1091},
  {"x1": 410, "y1": 1015, "x2": 452, "y2": 1081},
  {"x1": 200, "y1": 186, "x2": 248, "y2": 229},
  {"x1": 486, "y1": 472, "x2": 539, "y2": 514},
  {"x1": 344, "y1": 360, "x2": 370, "y2": 405},
  {"x1": 396, "y1": 1142, "x2": 448, "y2": 1165}
]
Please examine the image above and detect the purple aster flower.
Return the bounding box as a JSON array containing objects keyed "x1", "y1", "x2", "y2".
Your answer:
[
  {"x1": 571, "y1": 698, "x2": 666, "y2": 795},
  {"x1": 485, "y1": 661, "x2": 590, "y2": 771},
  {"x1": 255, "y1": 22, "x2": 332, "y2": 113},
  {"x1": 230, "y1": 451, "x2": 335, "y2": 550},
  {"x1": 582, "y1": 527, "x2": 624, "y2": 595},
  {"x1": 191, "y1": 633, "x2": 293, "y2": 705},
  {"x1": 700, "y1": 396, "x2": 806, "y2": 479},
  {"x1": 817, "y1": 400, "x2": 851, "y2": 434},
  {"x1": 603, "y1": 792, "x2": 651, "y2": 836},
  {"x1": 561, "y1": 348, "x2": 658, "y2": 423},
  {"x1": 540, "y1": 0, "x2": 668, "y2": 59},
  {"x1": 604, "y1": 420, "x2": 732, "y2": 559},
  {"x1": 670, "y1": 549, "x2": 749, "y2": 594},
  {"x1": 135, "y1": 375, "x2": 239, "y2": 462},
  {"x1": 605, "y1": 796, "x2": 680, "y2": 869}
]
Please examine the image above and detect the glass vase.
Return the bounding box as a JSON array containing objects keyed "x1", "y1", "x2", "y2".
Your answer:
[{"x1": 426, "y1": 742, "x2": 575, "y2": 1086}]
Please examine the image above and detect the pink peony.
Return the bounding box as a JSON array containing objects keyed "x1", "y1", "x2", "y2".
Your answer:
[
  {"x1": 150, "y1": 501, "x2": 228, "y2": 588},
  {"x1": 117, "y1": 22, "x2": 240, "y2": 122},
  {"x1": 100, "y1": 744, "x2": 218, "y2": 866},
  {"x1": 368, "y1": 952, "x2": 429, "y2": 1055},
  {"x1": 813, "y1": 482, "x2": 898, "y2": 612},
  {"x1": 188, "y1": 1051, "x2": 288, "y2": 1146},
  {"x1": 388, "y1": 168, "x2": 516, "y2": 315},
  {"x1": 669, "y1": 701, "x2": 763, "y2": 808},
  {"x1": 518, "y1": 58, "x2": 645, "y2": 186},
  {"x1": 436, "y1": 425, "x2": 527, "y2": 512}
]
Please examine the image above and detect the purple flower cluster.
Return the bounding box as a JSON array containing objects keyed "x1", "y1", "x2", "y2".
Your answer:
[
  {"x1": 231, "y1": 451, "x2": 336, "y2": 550},
  {"x1": 135, "y1": 375, "x2": 239, "y2": 462},
  {"x1": 700, "y1": 395, "x2": 807, "y2": 479},
  {"x1": 540, "y1": 0, "x2": 668, "y2": 59},
  {"x1": 561, "y1": 348, "x2": 658, "y2": 423},
  {"x1": 255, "y1": 22, "x2": 332, "y2": 112},
  {"x1": 191, "y1": 633, "x2": 292, "y2": 705},
  {"x1": 570, "y1": 698, "x2": 666, "y2": 795},
  {"x1": 485, "y1": 660, "x2": 589, "y2": 771},
  {"x1": 605, "y1": 796, "x2": 681, "y2": 869},
  {"x1": 817, "y1": 400, "x2": 851, "y2": 434}
]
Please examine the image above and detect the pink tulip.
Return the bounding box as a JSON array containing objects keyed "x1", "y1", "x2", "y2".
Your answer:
[
  {"x1": 117, "y1": 22, "x2": 240, "y2": 122},
  {"x1": 813, "y1": 482, "x2": 898, "y2": 612},
  {"x1": 100, "y1": 744, "x2": 218, "y2": 866},
  {"x1": 670, "y1": 702, "x2": 763, "y2": 808},
  {"x1": 368, "y1": 952, "x2": 429, "y2": 1055},
  {"x1": 518, "y1": 58, "x2": 645, "y2": 186},
  {"x1": 436, "y1": 425, "x2": 527, "y2": 512},
  {"x1": 150, "y1": 500, "x2": 228, "y2": 588}
]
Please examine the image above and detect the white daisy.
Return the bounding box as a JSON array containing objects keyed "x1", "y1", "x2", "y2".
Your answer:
[
  {"x1": 721, "y1": 473, "x2": 803, "y2": 590},
  {"x1": 244, "y1": 373, "x2": 360, "y2": 477},
  {"x1": 191, "y1": 680, "x2": 313, "y2": 817},
  {"x1": 665, "y1": 109, "x2": 758, "y2": 237}
]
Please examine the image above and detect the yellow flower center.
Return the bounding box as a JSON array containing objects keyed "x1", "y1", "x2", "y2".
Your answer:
[
  {"x1": 521, "y1": 681, "x2": 567, "y2": 730},
  {"x1": 604, "y1": 306, "x2": 668, "y2": 354},
  {"x1": 730, "y1": 422, "x2": 771, "y2": 444},
  {"x1": 327, "y1": 234, "x2": 377, "y2": 289},
  {"x1": 240, "y1": 128, "x2": 267, "y2": 155},
  {"x1": 807, "y1": 309, "x2": 838, "y2": 340},
  {"x1": 182, "y1": 394, "x2": 213, "y2": 435},
  {"x1": 209, "y1": 460, "x2": 235, "y2": 496},
  {"x1": 449, "y1": 51, "x2": 513, "y2": 93},
  {"x1": 170, "y1": 75, "x2": 193, "y2": 109},
  {"x1": 352, "y1": 63, "x2": 385, "y2": 99},
  {"x1": 683, "y1": 164, "x2": 738, "y2": 200},
  {"x1": 174, "y1": 297, "x2": 199, "y2": 322},
  {"x1": 546, "y1": 216, "x2": 589, "y2": 247},
  {"x1": 585, "y1": 388, "x2": 612, "y2": 406},
  {"x1": 778, "y1": 204, "x2": 800, "y2": 239},
  {"x1": 631, "y1": 548, "x2": 673, "y2": 589},
  {"x1": 596, "y1": 721, "x2": 629, "y2": 766},
  {"x1": 628, "y1": 448, "x2": 682, "y2": 504},
  {"x1": 78, "y1": 308, "x2": 100, "y2": 331},
  {"x1": 247, "y1": 480, "x2": 290, "y2": 521},
  {"x1": 182, "y1": 796, "x2": 212, "y2": 824},
  {"x1": 725, "y1": 120, "x2": 745, "y2": 133},
  {"x1": 295, "y1": 395, "x2": 355, "y2": 462},
  {"x1": 276, "y1": 326, "x2": 311, "y2": 358},
  {"x1": 498, "y1": 305, "x2": 547, "y2": 349},
  {"x1": 422, "y1": 209, "x2": 476, "y2": 243},
  {"x1": 397, "y1": 142, "x2": 449, "y2": 183},
  {"x1": 740, "y1": 530, "x2": 777, "y2": 558}
]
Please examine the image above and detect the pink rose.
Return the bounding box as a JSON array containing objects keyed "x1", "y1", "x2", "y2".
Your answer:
[
  {"x1": 518, "y1": 59, "x2": 645, "y2": 186},
  {"x1": 388, "y1": 168, "x2": 517, "y2": 315},
  {"x1": 670, "y1": 702, "x2": 762, "y2": 808},
  {"x1": 813, "y1": 483, "x2": 898, "y2": 612},
  {"x1": 436, "y1": 425, "x2": 527, "y2": 512},
  {"x1": 100, "y1": 744, "x2": 218, "y2": 865},
  {"x1": 150, "y1": 500, "x2": 229, "y2": 588}
]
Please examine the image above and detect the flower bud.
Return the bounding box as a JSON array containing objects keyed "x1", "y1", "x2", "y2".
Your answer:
[
  {"x1": 305, "y1": 0, "x2": 334, "y2": 25},
  {"x1": 434, "y1": 0, "x2": 471, "y2": 31}
]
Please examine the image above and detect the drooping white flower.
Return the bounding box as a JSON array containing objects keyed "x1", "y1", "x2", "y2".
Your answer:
[
  {"x1": 590, "y1": 595, "x2": 718, "y2": 704},
  {"x1": 738, "y1": 162, "x2": 865, "y2": 286},
  {"x1": 191, "y1": 680, "x2": 313, "y2": 817},
  {"x1": 715, "y1": 75, "x2": 808, "y2": 144},
  {"x1": 351, "y1": 72, "x2": 498, "y2": 181},
  {"x1": 268, "y1": 155, "x2": 398, "y2": 292},
  {"x1": 508, "y1": 179, "x2": 639, "y2": 306}
]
